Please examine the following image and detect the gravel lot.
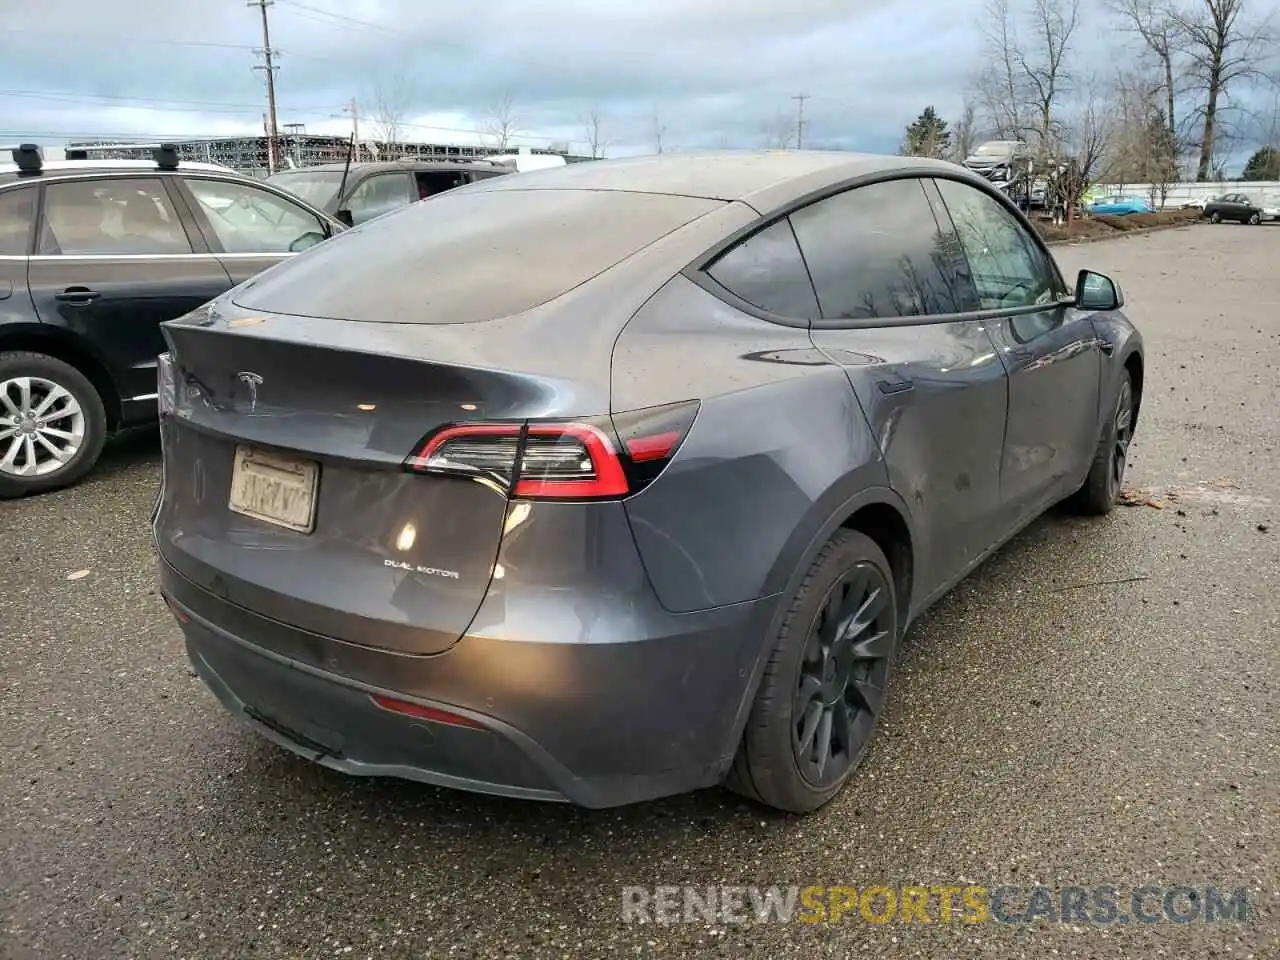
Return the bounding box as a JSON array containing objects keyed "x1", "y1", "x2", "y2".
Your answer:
[{"x1": 2, "y1": 222, "x2": 1277, "y2": 959}]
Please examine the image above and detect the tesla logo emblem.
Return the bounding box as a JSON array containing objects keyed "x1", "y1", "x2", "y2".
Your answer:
[{"x1": 236, "y1": 372, "x2": 263, "y2": 412}]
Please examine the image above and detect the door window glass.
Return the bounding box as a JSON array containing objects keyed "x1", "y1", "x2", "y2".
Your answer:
[
  {"x1": 185, "y1": 178, "x2": 328, "y2": 254},
  {"x1": 934, "y1": 178, "x2": 1061, "y2": 310},
  {"x1": 39, "y1": 178, "x2": 192, "y2": 256},
  {"x1": 414, "y1": 170, "x2": 468, "y2": 199},
  {"x1": 789, "y1": 178, "x2": 972, "y2": 319},
  {"x1": 705, "y1": 218, "x2": 820, "y2": 318},
  {"x1": 0, "y1": 187, "x2": 35, "y2": 255},
  {"x1": 346, "y1": 173, "x2": 415, "y2": 223}
]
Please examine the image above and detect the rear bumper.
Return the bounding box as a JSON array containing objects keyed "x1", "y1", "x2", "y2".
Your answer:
[{"x1": 161, "y1": 561, "x2": 774, "y2": 808}]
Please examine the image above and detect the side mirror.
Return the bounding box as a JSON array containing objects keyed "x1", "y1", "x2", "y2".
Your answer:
[
  {"x1": 289, "y1": 231, "x2": 325, "y2": 253},
  {"x1": 334, "y1": 208, "x2": 353, "y2": 227},
  {"x1": 1075, "y1": 269, "x2": 1124, "y2": 311}
]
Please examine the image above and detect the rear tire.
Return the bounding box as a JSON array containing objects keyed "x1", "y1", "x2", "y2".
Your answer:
[
  {"x1": 725, "y1": 529, "x2": 899, "y2": 814},
  {"x1": 0, "y1": 351, "x2": 108, "y2": 499},
  {"x1": 1248, "y1": 212, "x2": 1261, "y2": 225},
  {"x1": 1066, "y1": 372, "x2": 1136, "y2": 516},
  {"x1": 1209, "y1": 211, "x2": 1221, "y2": 223}
]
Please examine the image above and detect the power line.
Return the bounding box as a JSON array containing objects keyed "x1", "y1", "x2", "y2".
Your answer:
[
  {"x1": 0, "y1": 25, "x2": 334, "y2": 62},
  {"x1": 0, "y1": 25, "x2": 255, "y2": 50},
  {"x1": 0, "y1": 89, "x2": 335, "y2": 115},
  {"x1": 274, "y1": 0, "x2": 401, "y2": 37}
]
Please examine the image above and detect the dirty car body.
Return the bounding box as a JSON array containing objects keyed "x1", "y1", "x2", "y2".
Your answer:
[{"x1": 153, "y1": 151, "x2": 1144, "y2": 812}]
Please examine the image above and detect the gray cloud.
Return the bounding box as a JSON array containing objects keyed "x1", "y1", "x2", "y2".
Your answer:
[
  {"x1": 2, "y1": 0, "x2": 1276, "y2": 168},
  {"x1": 1, "y1": 0, "x2": 985, "y2": 153}
]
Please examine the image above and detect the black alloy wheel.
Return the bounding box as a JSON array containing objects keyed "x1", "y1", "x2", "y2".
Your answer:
[
  {"x1": 792, "y1": 562, "x2": 894, "y2": 788},
  {"x1": 726, "y1": 529, "x2": 900, "y2": 813},
  {"x1": 1108, "y1": 375, "x2": 1135, "y2": 502}
]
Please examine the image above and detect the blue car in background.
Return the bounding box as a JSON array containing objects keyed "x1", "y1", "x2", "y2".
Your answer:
[{"x1": 1089, "y1": 195, "x2": 1154, "y2": 215}]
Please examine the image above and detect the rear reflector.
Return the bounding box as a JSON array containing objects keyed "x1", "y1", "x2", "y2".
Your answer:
[
  {"x1": 403, "y1": 400, "x2": 698, "y2": 501},
  {"x1": 370, "y1": 695, "x2": 485, "y2": 729}
]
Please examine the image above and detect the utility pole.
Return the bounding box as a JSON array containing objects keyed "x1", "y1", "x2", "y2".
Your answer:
[
  {"x1": 343, "y1": 98, "x2": 360, "y2": 161},
  {"x1": 249, "y1": 0, "x2": 280, "y2": 174},
  {"x1": 791, "y1": 94, "x2": 808, "y2": 149}
]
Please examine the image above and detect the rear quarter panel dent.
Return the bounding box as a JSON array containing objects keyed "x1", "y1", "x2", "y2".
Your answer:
[{"x1": 612, "y1": 275, "x2": 887, "y2": 613}]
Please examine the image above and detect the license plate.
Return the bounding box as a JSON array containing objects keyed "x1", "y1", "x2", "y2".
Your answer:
[{"x1": 228, "y1": 445, "x2": 319, "y2": 533}]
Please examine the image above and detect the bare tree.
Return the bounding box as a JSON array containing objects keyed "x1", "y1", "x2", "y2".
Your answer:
[
  {"x1": 973, "y1": 0, "x2": 1031, "y2": 138},
  {"x1": 1168, "y1": 0, "x2": 1274, "y2": 180},
  {"x1": 650, "y1": 108, "x2": 668, "y2": 154},
  {"x1": 1054, "y1": 83, "x2": 1116, "y2": 223},
  {"x1": 1107, "y1": 69, "x2": 1181, "y2": 203},
  {"x1": 581, "y1": 107, "x2": 607, "y2": 158},
  {"x1": 482, "y1": 91, "x2": 523, "y2": 150},
  {"x1": 1106, "y1": 0, "x2": 1182, "y2": 143},
  {"x1": 1020, "y1": 0, "x2": 1083, "y2": 149},
  {"x1": 950, "y1": 99, "x2": 980, "y2": 161},
  {"x1": 972, "y1": 0, "x2": 1082, "y2": 156},
  {"x1": 367, "y1": 69, "x2": 415, "y2": 147}
]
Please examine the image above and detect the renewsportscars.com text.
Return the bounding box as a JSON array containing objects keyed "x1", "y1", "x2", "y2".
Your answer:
[{"x1": 621, "y1": 884, "x2": 1250, "y2": 925}]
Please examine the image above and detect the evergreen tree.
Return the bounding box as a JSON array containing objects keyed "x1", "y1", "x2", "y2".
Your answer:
[
  {"x1": 903, "y1": 107, "x2": 952, "y2": 159},
  {"x1": 1242, "y1": 146, "x2": 1280, "y2": 181}
]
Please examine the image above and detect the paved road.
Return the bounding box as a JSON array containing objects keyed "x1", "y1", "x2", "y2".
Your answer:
[{"x1": 3, "y1": 223, "x2": 1277, "y2": 960}]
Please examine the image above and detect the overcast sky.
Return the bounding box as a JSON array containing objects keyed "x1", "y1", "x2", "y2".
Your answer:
[{"x1": 0, "y1": 0, "x2": 1276, "y2": 163}]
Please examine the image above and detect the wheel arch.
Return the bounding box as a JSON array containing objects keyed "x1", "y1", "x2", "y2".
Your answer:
[
  {"x1": 719, "y1": 483, "x2": 918, "y2": 770},
  {"x1": 0, "y1": 324, "x2": 121, "y2": 430},
  {"x1": 1122, "y1": 348, "x2": 1144, "y2": 428}
]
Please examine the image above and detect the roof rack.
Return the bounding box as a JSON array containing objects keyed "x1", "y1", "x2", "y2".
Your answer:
[
  {"x1": 11, "y1": 143, "x2": 42, "y2": 175},
  {"x1": 153, "y1": 143, "x2": 180, "y2": 170},
  {"x1": 5, "y1": 141, "x2": 188, "y2": 174}
]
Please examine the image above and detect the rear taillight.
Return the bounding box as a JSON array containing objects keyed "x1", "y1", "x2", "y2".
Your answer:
[{"x1": 403, "y1": 400, "x2": 698, "y2": 500}]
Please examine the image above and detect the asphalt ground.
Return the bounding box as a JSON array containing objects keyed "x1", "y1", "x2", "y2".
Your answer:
[{"x1": 2, "y1": 222, "x2": 1277, "y2": 960}]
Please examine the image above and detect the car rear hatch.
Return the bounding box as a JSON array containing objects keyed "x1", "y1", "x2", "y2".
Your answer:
[{"x1": 154, "y1": 185, "x2": 725, "y2": 655}]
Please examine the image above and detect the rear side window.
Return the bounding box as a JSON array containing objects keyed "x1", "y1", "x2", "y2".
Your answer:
[
  {"x1": 232, "y1": 188, "x2": 723, "y2": 324},
  {"x1": 790, "y1": 178, "x2": 971, "y2": 320},
  {"x1": 39, "y1": 178, "x2": 192, "y2": 256},
  {"x1": 0, "y1": 187, "x2": 35, "y2": 255},
  {"x1": 705, "y1": 218, "x2": 819, "y2": 318}
]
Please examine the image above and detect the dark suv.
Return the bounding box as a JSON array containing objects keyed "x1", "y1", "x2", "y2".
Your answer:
[
  {"x1": 0, "y1": 143, "x2": 346, "y2": 498},
  {"x1": 265, "y1": 158, "x2": 511, "y2": 226}
]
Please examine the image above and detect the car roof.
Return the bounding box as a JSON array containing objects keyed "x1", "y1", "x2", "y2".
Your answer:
[
  {"x1": 0, "y1": 158, "x2": 234, "y2": 174},
  {"x1": 0, "y1": 159, "x2": 242, "y2": 186},
  {"x1": 462, "y1": 149, "x2": 977, "y2": 213},
  {"x1": 271, "y1": 158, "x2": 510, "y2": 175}
]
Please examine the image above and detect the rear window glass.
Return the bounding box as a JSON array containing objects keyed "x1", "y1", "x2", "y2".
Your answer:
[{"x1": 232, "y1": 188, "x2": 722, "y2": 324}]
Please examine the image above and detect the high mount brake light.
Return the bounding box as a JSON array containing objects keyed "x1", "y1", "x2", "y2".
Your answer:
[{"x1": 403, "y1": 401, "x2": 699, "y2": 500}]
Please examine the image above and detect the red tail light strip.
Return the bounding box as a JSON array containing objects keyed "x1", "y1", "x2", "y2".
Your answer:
[
  {"x1": 624, "y1": 430, "x2": 682, "y2": 463},
  {"x1": 515, "y1": 423, "x2": 628, "y2": 498},
  {"x1": 403, "y1": 401, "x2": 700, "y2": 501}
]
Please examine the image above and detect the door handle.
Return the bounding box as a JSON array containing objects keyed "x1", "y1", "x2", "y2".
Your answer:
[
  {"x1": 1009, "y1": 347, "x2": 1034, "y2": 362},
  {"x1": 1097, "y1": 337, "x2": 1115, "y2": 355},
  {"x1": 55, "y1": 286, "x2": 100, "y2": 304}
]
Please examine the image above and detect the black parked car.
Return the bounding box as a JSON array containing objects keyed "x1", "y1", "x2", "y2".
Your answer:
[
  {"x1": 266, "y1": 158, "x2": 511, "y2": 226},
  {"x1": 1202, "y1": 192, "x2": 1280, "y2": 224},
  {"x1": 0, "y1": 144, "x2": 346, "y2": 498}
]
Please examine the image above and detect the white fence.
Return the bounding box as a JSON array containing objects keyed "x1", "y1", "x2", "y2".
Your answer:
[{"x1": 1092, "y1": 180, "x2": 1280, "y2": 209}]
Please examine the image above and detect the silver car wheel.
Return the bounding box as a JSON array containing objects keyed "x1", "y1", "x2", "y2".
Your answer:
[{"x1": 0, "y1": 376, "x2": 87, "y2": 478}]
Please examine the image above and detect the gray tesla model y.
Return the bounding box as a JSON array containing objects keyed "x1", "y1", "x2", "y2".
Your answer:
[{"x1": 152, "y1": 151, "x2": 1143, "y2": 814}]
